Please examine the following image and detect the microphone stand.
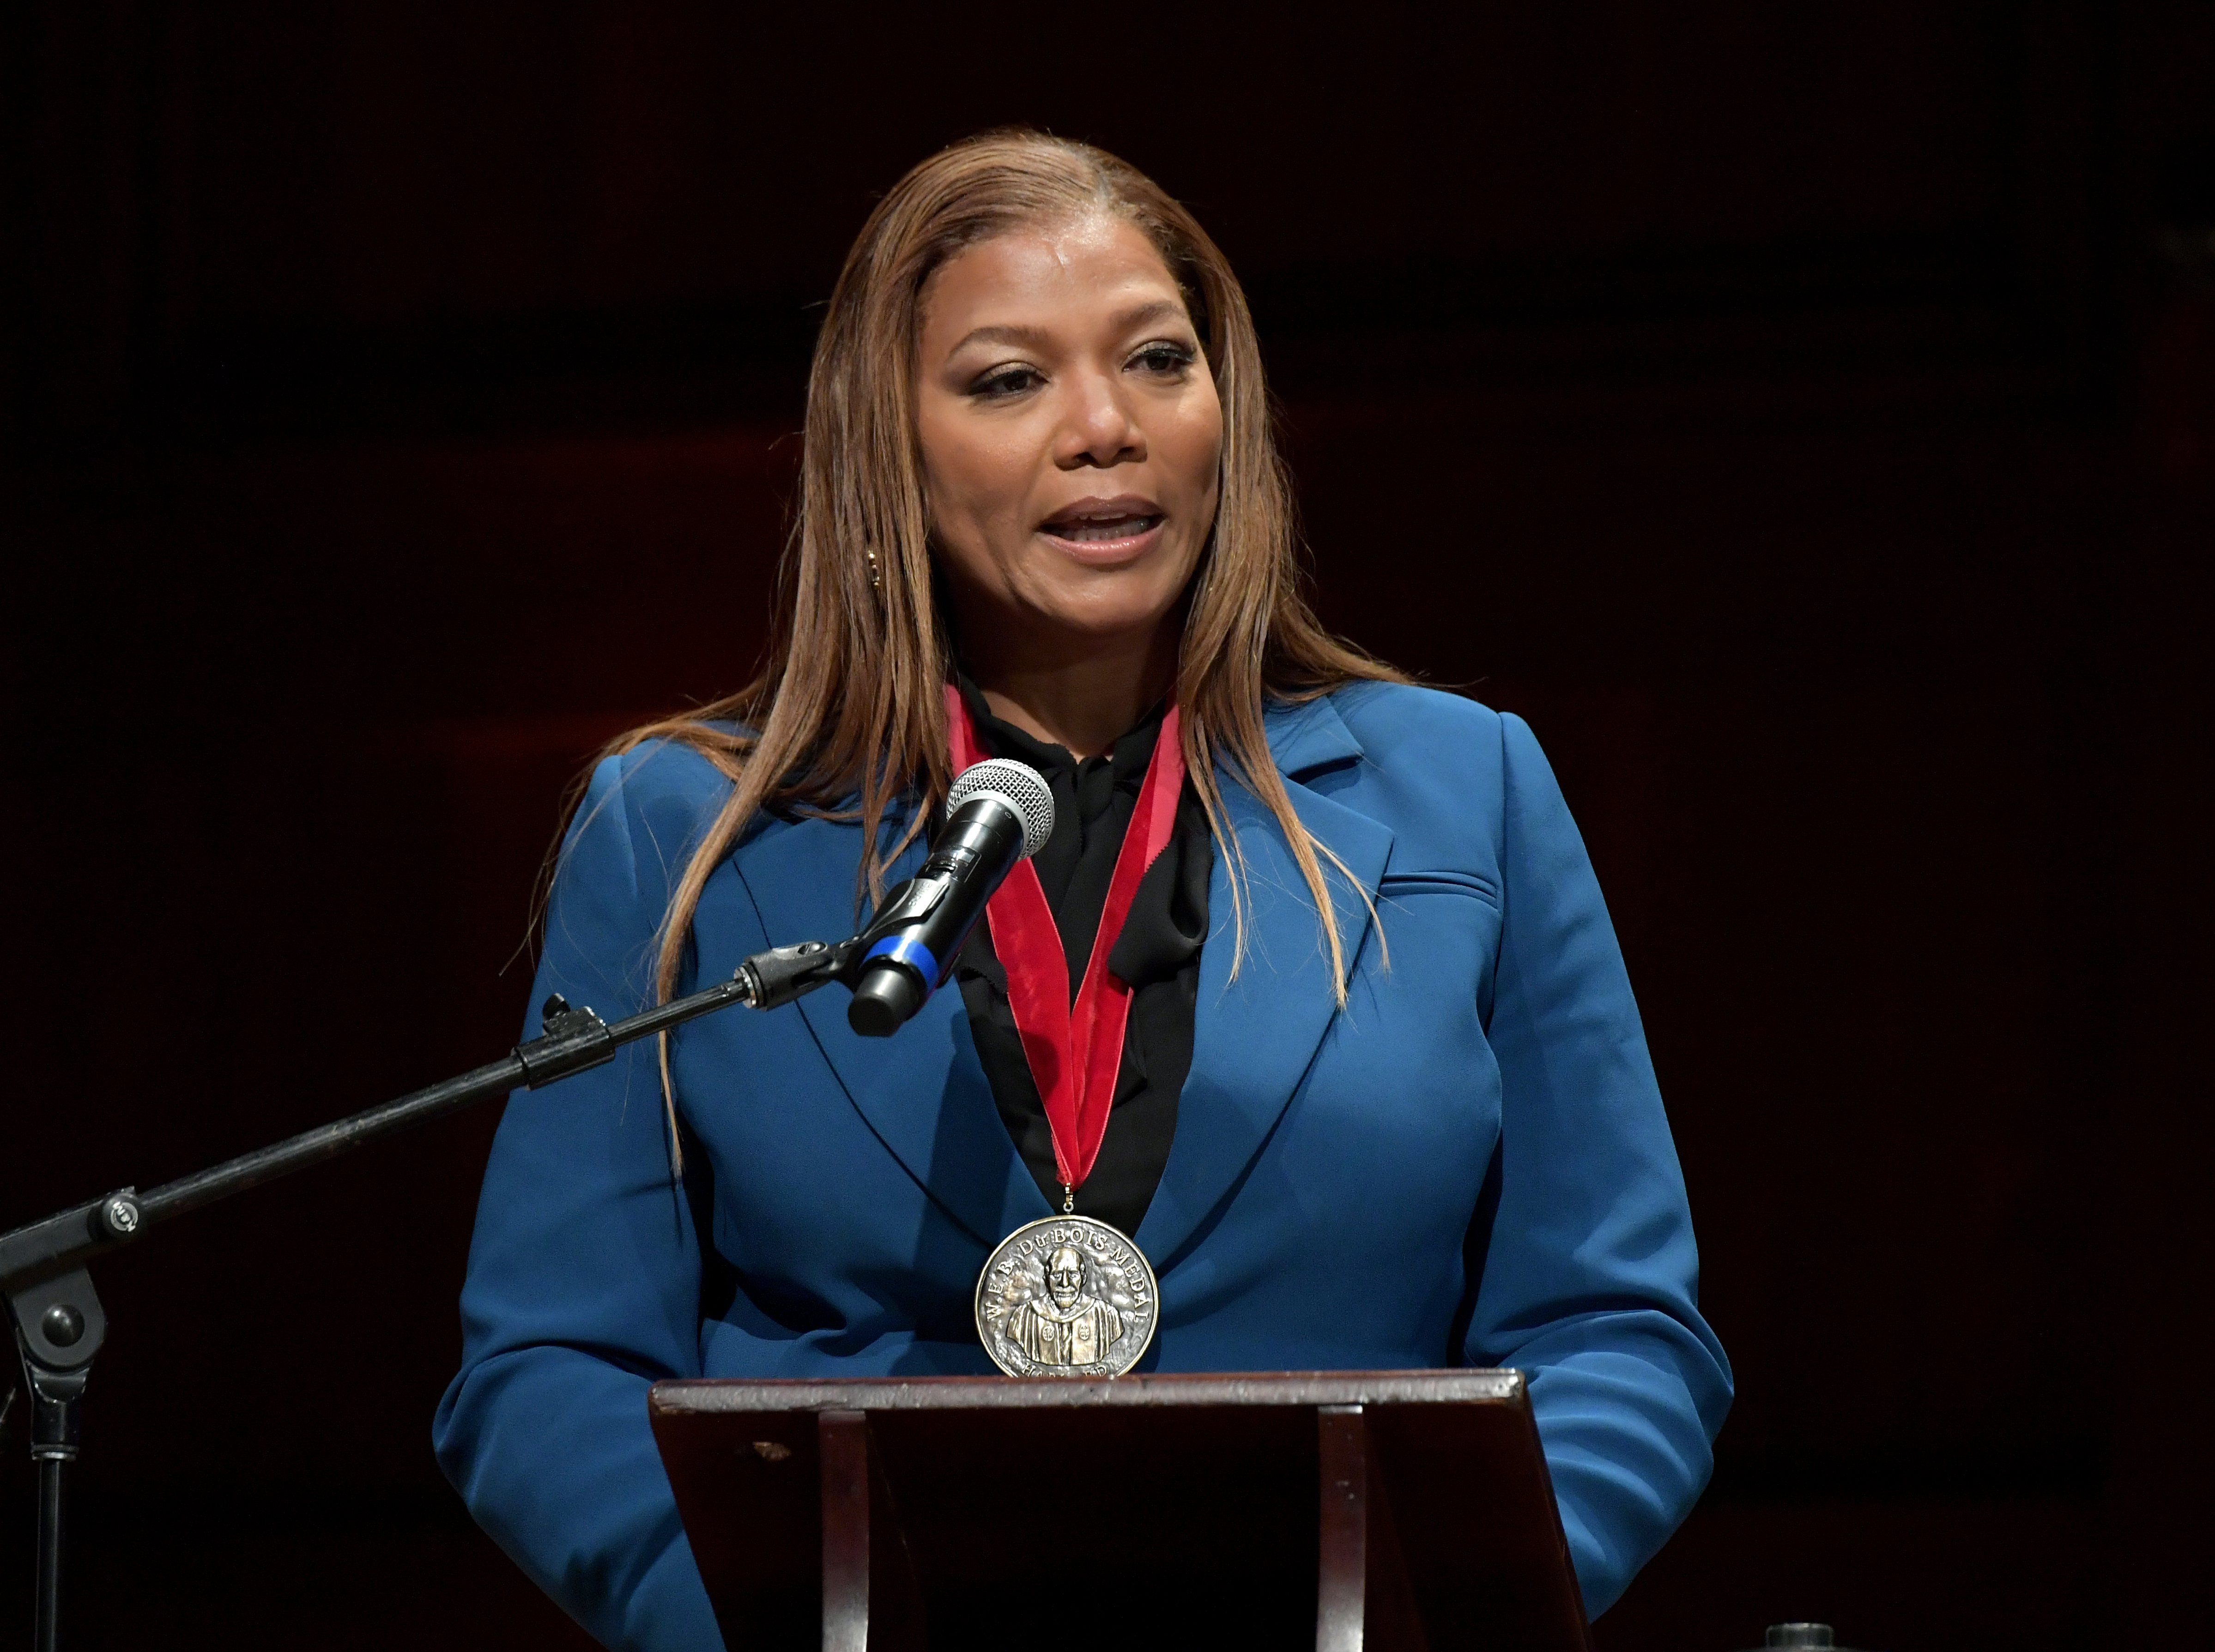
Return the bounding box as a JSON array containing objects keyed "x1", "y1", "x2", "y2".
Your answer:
[{"x1": 0, "y1": 935, "x2": 857, "y2": 1652}]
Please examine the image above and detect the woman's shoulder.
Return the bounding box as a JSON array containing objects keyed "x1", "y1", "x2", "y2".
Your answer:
[
  {"x1": 1316, "y1": 680, "x2": 1595, "y2": 892},
  {"x1": 557, "y1": 733, "x2": 743, "y2": 893},
  {"x1": 581, "y1": 732, "x2": 740, "y2": 809},
  {"x1": 1304, "y1": 681, "x2": 1567, "y2": 874},
  {"x1": 1320, "y1": 679, "x2": 1521, "y2": 773}
]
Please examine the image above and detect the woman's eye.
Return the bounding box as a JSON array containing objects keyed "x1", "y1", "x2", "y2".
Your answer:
[
  {"x1": 972, "y1": 366, "x2": 1042, "y2": 399},
  {"x1": 1131, "y1": 343, "x2": 1195, "y2": 376}
]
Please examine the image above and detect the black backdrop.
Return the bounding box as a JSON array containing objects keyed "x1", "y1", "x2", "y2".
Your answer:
[{"x1": 4, "y1": 5, "x2": 2212, "y2": 1649}]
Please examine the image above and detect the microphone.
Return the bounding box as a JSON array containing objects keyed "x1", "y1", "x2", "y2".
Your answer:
[{"x1": 845, "y1": 758, "x2": 1054, "y2": 1037}]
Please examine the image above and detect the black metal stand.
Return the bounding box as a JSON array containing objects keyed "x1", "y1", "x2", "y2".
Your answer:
[
  {"x1": 0, "y1": 935, "x2": 855, "y2": 1649},
  {"x1": 7, "y1": 1258, "x2": 109, "y2": 1652},
  {"x1": 26, "y1": 1319, "x2": 88, "y2": 1652}
]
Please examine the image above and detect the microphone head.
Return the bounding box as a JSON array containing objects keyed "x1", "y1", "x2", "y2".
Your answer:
[{"x1": 947, "y1": 758, "x2": 1054, "y2": 860}]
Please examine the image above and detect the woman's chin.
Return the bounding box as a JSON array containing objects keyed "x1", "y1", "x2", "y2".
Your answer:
[
  {"x1": 1025, "y1": 608, "x2": 1176, "y2": 645},
  {"x1": 1003, "y1": 588, "x2": 1186, "y2": 646}
]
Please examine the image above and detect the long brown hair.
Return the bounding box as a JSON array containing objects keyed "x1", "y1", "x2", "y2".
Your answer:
[{"x1": 585, "y1": 130, "x2": 1401, "y2": 1147}]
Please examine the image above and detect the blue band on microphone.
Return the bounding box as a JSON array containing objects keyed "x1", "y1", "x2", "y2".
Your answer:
[{"x1": 864, "y1": 933, "x2": 940, "y2": 985}]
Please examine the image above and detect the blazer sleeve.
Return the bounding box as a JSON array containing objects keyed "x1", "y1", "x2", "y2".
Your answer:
[
  {"x1": 431, "y1": 749, "x2": 726, "y2": 1651},
  {"x1": 1463, "y1": 712, "x2": 1734, "y2": 1619}
]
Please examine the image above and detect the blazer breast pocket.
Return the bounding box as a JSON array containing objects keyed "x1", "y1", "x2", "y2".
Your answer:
[
  {"x1": 1371, "y1": 868, "x2": 1503, "y2": 1020},
  {"x1": 1377, "y1": 868, "x2": 1500, "y2": 906}
]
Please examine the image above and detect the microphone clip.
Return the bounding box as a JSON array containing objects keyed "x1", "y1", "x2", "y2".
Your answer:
[{"x1": 736, "y1": 937, "x2": 865, "y2": 1011}]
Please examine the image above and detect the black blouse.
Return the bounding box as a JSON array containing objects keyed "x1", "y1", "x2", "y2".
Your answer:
[{"x1": 952, "y1": 681, "x2": 1212, "y2": 1237}]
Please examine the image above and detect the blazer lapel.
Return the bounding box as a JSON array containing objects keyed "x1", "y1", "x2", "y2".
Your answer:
[
  {"x1": 1137, "y1": 696, "x2": 1396, "y2": 1268},
  {"x1": 732, "y1": 816, "x2": 1049, "y2": 1249}
]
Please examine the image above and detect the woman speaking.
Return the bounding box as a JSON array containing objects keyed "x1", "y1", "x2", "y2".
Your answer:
[{"x1": 434, "y1": 130, "x2": 1731, "y2": 1649}]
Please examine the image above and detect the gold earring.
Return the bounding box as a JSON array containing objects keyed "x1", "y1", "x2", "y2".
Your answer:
[{"x1": 866, "y1": 547, "x2": 881, "y2": 592}]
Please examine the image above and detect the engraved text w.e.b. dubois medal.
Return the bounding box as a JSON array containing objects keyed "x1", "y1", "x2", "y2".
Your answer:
[{"x1": 975, "y1": 1214, "x2": 1157, "y2": 1377}]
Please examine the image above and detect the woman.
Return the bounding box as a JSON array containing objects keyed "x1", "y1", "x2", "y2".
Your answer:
[{"x1": 435, "y1": 130, "x2": 1730, "y2": 1648}]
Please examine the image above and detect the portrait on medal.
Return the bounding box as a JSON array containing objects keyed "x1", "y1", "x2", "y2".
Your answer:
[
  {"x1": 979, "y1": 1221, "x2": 1155, "y2": 1376},
  {"x1": 1009, "y1": 1243, "x2": 1122, "y2": 1365}
]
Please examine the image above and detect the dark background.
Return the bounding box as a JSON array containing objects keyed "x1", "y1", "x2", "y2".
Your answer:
[{"x1": 5, "y1": 4, "x2": 2212, "y2": 1648}]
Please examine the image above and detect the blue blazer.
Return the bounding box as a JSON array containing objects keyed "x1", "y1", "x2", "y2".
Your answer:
[{"x1": 433, "y1": 682, "x2": 1731, "y2": 1648}]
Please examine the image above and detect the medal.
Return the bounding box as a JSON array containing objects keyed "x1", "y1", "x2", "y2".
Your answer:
[
  {"x1": 974, "y1": 1215, "x2": 1158, "y2": 1377},
  {"x1": 946, "y1": 684, "x2": 1184, "y2": 1378}
]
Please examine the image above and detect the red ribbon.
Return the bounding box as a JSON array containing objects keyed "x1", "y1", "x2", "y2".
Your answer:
[{"x1": 945, "y1": 683, "x2": 1186, "y2": 1197}]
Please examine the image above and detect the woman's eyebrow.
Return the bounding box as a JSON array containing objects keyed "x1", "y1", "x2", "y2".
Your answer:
[
  {"x1": 949, "y1": 323, "x2": 1054, "y2": 353},
  {"x1": 945, "y1": 301, "x2": 1192, "y2": 358},
  {"x1": 1115, "y1": 299, "x2": 1186, "y2": 332}
]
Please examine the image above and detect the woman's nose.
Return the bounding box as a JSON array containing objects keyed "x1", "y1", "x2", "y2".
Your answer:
[{"x1": 1056, "y1": 371, "x2": 1144, "y2": 469}]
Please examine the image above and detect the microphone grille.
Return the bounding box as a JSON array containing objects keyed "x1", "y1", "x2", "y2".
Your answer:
[{"x1": 947, "y1": 759, "x2": 1054, "y2": 860}]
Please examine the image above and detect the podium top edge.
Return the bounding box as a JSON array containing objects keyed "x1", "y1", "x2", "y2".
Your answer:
[{"x1": 649, "y1": 1367, "x2": 1524, "y2": 1417}]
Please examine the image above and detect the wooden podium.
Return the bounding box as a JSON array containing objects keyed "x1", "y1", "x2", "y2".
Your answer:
[{"x1": 649, "y1": 1369, "x2": 1592, "y2": 1651}]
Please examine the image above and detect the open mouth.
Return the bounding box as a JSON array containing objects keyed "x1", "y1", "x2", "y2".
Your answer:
[
  {"x1": 1048, "y1": 513, "x2": 1164, "y2": 543},
  {"x1": 1039, "y1": 497, "x2": 1167, "y2": 550}
]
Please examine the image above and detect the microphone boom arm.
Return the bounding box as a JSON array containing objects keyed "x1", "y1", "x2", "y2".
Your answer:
[
  {"x1": 1, "y1": 928, "x2": 865, "y2": 1649},
  {"x1": 0, "y1": 935, "x2": 861, "y2": 1300}
]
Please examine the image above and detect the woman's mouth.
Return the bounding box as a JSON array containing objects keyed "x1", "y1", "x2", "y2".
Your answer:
[
  {"x1": 1038, "y1": 497, "x2": 1167, "y2": 560},
  {"x1": 1053, "y1": 513, "x2": 1163, "y2": 543}
]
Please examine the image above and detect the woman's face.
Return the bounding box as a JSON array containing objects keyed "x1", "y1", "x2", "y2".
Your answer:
[{"x1": 915, "y1": 214, "x2": 1223, "y2": 658}]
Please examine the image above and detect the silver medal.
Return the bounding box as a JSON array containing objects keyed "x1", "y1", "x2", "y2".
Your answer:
[{"x1": 974, "y1": 1214, "x2": 1158, "y2": 1378}]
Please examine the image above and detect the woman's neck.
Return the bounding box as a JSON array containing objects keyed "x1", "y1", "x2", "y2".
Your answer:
[{"x1": 961, "y1": 617, "x2": 1179, "y2": 760}]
